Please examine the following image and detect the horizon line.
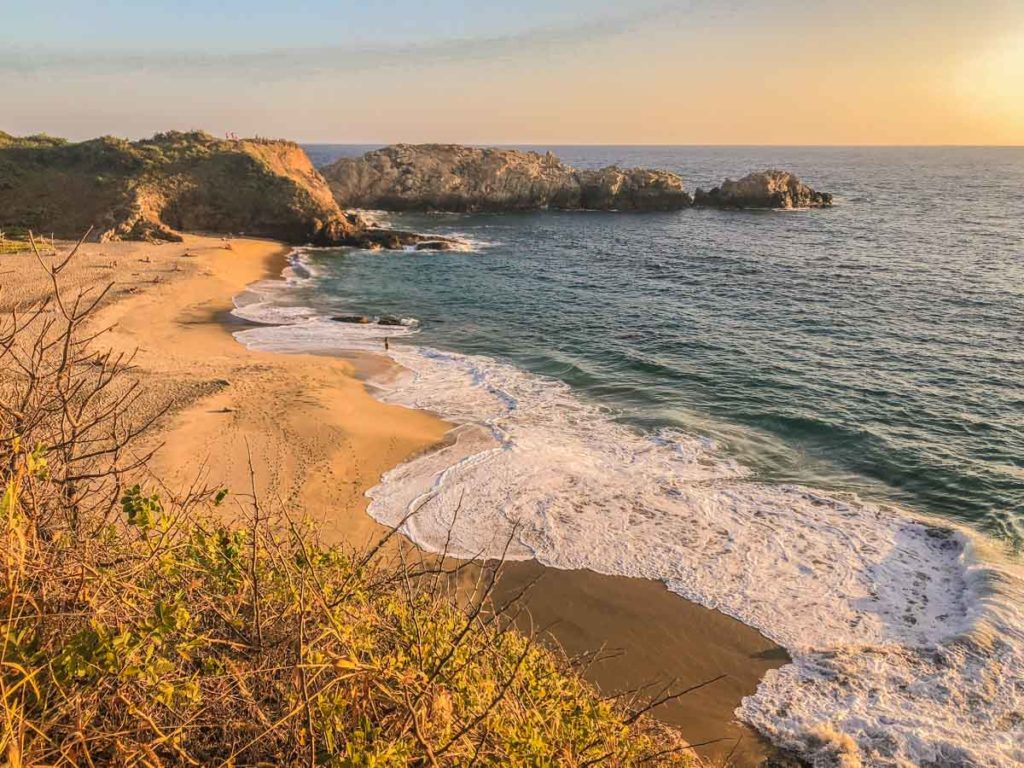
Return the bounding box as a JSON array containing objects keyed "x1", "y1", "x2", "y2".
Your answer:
[
  {"x1": 5, "y1": 130, "x2": 1021, "y2": 150},
  {"x1": 298, "y1": 141, "x2": 1024, "y2": 148}
]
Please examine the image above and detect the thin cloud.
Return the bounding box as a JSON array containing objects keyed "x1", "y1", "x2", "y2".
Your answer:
[{"x1": 1, "y1": 3, "x2": 690, "y2": 79}]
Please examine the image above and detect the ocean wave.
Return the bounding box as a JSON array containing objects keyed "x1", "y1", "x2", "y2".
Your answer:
[
  {"x1": 352, "y1": 208, "x2": 394, "y2": 229},
  {"x1": 231, "y1": 249, "x2": 419, "y2": 351},
  {"x1": 230, "y1": 250, "x2": 320, "y2": 325},
  {"x1": 399, "y1": 241, "x2": 485, "y2": 254},
  {"x1": 432, "y1": 232, "x2": 501, "y2": 251},
  {"x1": 364, "y1": 346, "x2": 1023, "y2": 768},
  {"x1": 230, "y1": 264, "x2": 1024, "y2": 768}
]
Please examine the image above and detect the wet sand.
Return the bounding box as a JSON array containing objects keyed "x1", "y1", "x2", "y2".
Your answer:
[{"x1": 494, "y1": 562, "x2": 786, "y2": 765}]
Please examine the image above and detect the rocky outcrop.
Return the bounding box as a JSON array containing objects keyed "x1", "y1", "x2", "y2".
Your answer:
[
  {"x1": 332, "y1": 314, "x2": 411, "y2": 327},
  {"x1": 0, "y1": 131, "x2": 449, "y2": 249},
  {"x1": 693, "y1": 170, "x2": 832, "y2": 210},
  {"x1": 577, "y1": 166, "x2": 690, "y2": 211},
  {"x1": 321, "y1": 146, "x2": 834, "y2": 214},
  {"x1": 321, "y1": 144, "x2": 692, "y2": 212}
]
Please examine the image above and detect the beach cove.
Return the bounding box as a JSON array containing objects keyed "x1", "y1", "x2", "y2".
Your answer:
[
  {"x1": 0, "y1": 234, "x2": 785, "y2": 765},
  {"x1": 2, "y1": 136, "x2": 1021, "y2": 767},
  {"x1": 232, "y1": 143, "x2": 1024, "y2": 768}
]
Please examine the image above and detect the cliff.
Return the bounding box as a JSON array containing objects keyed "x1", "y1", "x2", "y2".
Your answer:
[
  {"x1": 321, "y1": 144, "x2": 692, "y2": 212},
  {"x1": 0, "y1": 131, "x2": 439, "y2": 247}
]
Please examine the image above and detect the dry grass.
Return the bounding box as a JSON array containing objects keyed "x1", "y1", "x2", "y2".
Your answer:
[{"x1": 0, "y1": 235, "x2": 699, "y2": 767}]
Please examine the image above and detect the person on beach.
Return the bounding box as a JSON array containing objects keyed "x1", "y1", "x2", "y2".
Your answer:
[{"x1": 384, "y1": 337, "x2": 390, "y2": 351}]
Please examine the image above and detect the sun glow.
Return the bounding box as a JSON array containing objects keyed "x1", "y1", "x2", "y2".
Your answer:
[{"x1": 957, "y1": 31, "x2": 1024, "y2": 134}]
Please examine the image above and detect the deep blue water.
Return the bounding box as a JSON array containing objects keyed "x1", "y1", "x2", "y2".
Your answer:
[{"x1": 302, "y1": 145, "x2": 1024, "y2": 547}]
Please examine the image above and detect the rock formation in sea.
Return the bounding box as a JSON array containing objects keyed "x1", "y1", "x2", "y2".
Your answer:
[
  {"x1": 692, "y1": 170, "x2": 833, "y2": 209},
  {"x1": 0, "y1": 131, "x2": 446, "y2": 248},
  {"x1": 321, "y1": 144, "x2": 693, "y2": 212}
]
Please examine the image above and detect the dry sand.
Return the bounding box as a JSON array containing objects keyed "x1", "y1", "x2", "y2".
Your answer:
[
  {"x1": 0, "y1": 234, "x2": 448, "y2": 549},
  {"x1": 0, "y1": 234, "x2": 785, "y2": 766}
]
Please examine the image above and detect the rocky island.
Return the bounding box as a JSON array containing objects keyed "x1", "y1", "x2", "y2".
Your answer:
[
  {"x1": 321, "y1": 144, "x2": 693, "y2": 212},
  {"x1": 693, "y1": 170, "x2": 833, "y2": 209},
  {"x1": 0, "y1": 131, "x2": 448, "y2": 248},
  {"x1": 321, "y1": 144, "x2": 833, "y2": 213}
]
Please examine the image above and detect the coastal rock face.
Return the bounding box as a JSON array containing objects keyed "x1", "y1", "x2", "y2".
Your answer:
[
  {"x1": 693, "y1": 170, "x2": 833, "y2": 210},
  {"x1": 0, "y1": 131, "x2": 444, "y2": 248},
  {"x1": 577, "y1": 166, "x2": 690, "y2": 211},
  {"x1": 322, "y1": 144, "x2": 692, "y2": 212}
]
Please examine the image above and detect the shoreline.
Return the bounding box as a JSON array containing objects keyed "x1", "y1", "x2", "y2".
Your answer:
[
  {"x1": 133, "y1": 238, "x2": 450, "y2": 552},
  {"x1": 0, "y1": 233, "x2": 786, "y2": 765},
  {"x1": 223, "y1": 243, "x2": 789, "y2": 765}
]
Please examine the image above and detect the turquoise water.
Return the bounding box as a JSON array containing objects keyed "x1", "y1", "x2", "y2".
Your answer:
[
  {"x1": 306, "y1": 146, "x2": 1024, "y2": 545},
  {"x1": 234, "y1": 146, "x2": 1024, "y2": 766}
]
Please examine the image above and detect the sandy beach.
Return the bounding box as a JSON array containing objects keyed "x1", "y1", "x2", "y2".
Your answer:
[
  {"x1": 0, "y1": 235, "x2": 450, "y2": 545},
  {"x1": 0, "y1": 234, "x2": 785, "y2": 765}
]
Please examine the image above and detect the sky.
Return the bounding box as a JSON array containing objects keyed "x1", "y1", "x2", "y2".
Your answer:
[{"x1": 2, "y1": 0, "x2": 1023, "y2": 145}]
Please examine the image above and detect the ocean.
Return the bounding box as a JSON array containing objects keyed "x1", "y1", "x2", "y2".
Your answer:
[{"x1": 235, "y1": 146, "x2": 1024, "y2": 767}]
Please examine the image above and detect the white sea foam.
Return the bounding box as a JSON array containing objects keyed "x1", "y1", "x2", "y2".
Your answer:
[
  {"x1": 235, "y1": 316, "x2": 418, "y2": 355},
  {"x1": 231, "y1": 250, "x2": 321, "y2": 325},
  {"x1": 231, "y1": 250, "x2": 420, "y2": 350},
  {"x1": 231, "y1": 267, "x2": 1024, "y2": 768},
  {"x1": 351, "y1": 209, "x2": 394, "y2": 229},
  {"x1": 392, "y1": 235, "x2": 494, "y2": 254},
  {"x1": 431, "y1": 232, "x2": 500, "y2": 252}
]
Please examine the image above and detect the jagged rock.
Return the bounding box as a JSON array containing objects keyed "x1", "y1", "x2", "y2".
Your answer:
[
  {"x1": 693, "y1": 170, "x2": 832, "y2": 210},
  {"x1": 578, "y1": 166, "x2": 690, "y2": 211},
  {"x1": 321, "y1": 144, "x2": 692, "y2": 212},
  {"x1": 377, "y1": 315, "x2": 405, "y2": 327},
  {"x1": 0, "y1": 131, "x2": 456, "y2": 250},
  {"x1": 332, "y1": 315, "x2": 373, "y2": 324}
]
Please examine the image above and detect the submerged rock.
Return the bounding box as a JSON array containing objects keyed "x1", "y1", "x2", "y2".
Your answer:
[
  {"x1": 414, "y1": 240, "x2": 461, "y2": 251},
  {"x1": 332, "y1": 315, "x2": 373, "y2": 324},
  {"x1": 321, "y1": 144, "x2": 692, "y2": 212},
  {"x1": 694, "y1": 170, "x2": 832, "y2": 210},
  {"x1": 377, "y1": 315, "x2": 405, "y2": 327}
]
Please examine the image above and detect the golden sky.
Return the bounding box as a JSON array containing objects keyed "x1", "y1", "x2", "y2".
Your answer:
[{"x1": 4, "y1": 1, "x2": 1023, "y2": 144}]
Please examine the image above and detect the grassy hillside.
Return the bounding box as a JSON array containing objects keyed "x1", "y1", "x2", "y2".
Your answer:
[{"x1": 0, "y1": 131, "x2": 426, "y2": 247}]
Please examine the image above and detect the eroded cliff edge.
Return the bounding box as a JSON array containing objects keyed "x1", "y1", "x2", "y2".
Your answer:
[{"x1": 0, "y1": 131, "x2": 442, "y2": 248}]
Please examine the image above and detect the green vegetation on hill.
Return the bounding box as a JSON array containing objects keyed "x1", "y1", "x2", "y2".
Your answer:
[
  {"x1": 0, "y1": 130, "x2": 420, "y2": 247},
  {"x1": 0, "y1": 241, "x2": 695, "y2": 765},
  {"x1": 0, "y1": 132, "x2": 68, "y2": 149}
]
